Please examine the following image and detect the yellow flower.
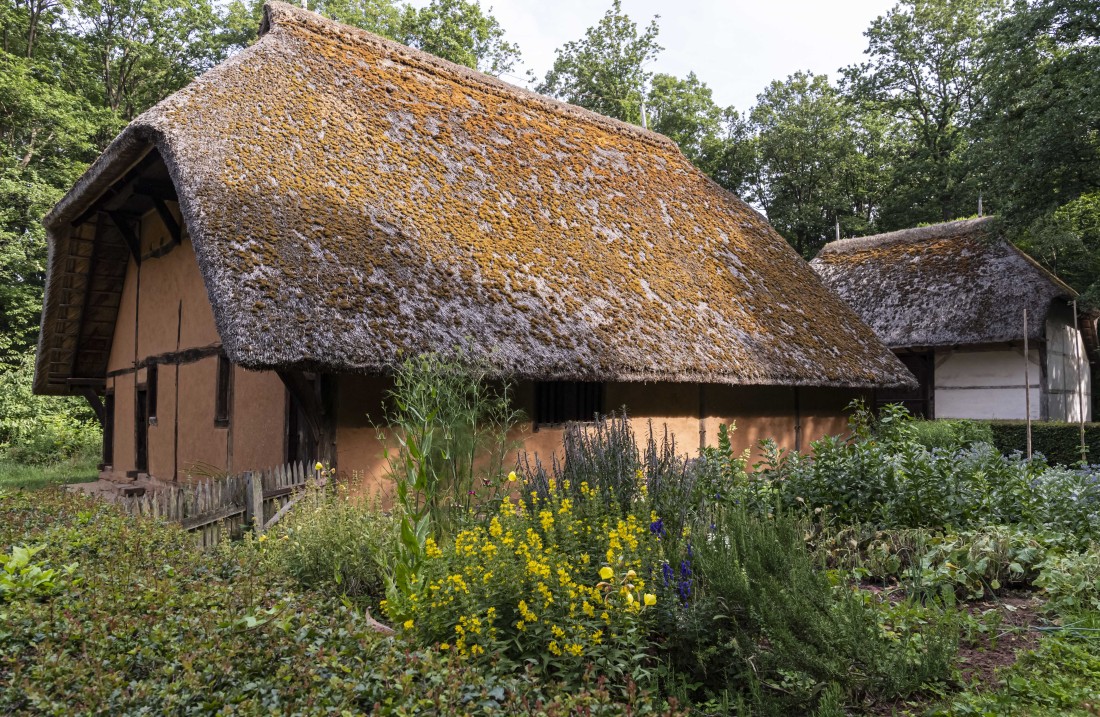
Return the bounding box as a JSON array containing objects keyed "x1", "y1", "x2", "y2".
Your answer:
[
  {"x1": 314, "y1": 462, "x2": 324, "y2": 471},
  {"x1": 625, "y1": 569, "x2": 637, "y2": 579},
  {"x1": 257, "y1": 534, "x2": 268, "y2": 543},
  {"x1": 507, "y1": 471, "x2": 518, "y2": 482},
  {"x1": 644, "y1": 593, "x2": 657, "y2": 606},
  {"x1": 599, "y1": 566, "x2": 614, "y2": 581},
  {"x1": 625, "y1": 592, "x2": 635, "y2": 605},
  {"x1": 439, "y1": 642, "x2": 450, "y2": 650},
  {"x1": 403, "y1": 619, "x2": 414, "y2": 630}
]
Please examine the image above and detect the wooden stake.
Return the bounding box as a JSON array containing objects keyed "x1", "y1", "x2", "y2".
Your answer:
[
  {"x1": 1024, "y1": 309, "x2": 1032, "y2": 459},
  {"x1": 245, "y1": 471, "x2": 263, "y2": 536},
  {"x1": 1073, "y1": 300, "x2": 1087, "y2": 464}
]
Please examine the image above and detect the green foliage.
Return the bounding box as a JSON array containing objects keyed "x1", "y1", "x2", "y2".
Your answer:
[
  {"x1": 930, "y1": 613, "x2": 1100, "y2": 716},
  {"x1": 1036, "y1": 550, "x2": 1100, "y2": 616},
  {"x1": 985, "y1": 419, "x2": 1100, "y2": 467},
  {"x1": 380, "y1": 353, "x2": 520, "y2": 602},
  {"x1": 397, "y1": 0, "x2": 520, "y2": 75},
  {"x1": 537, "y1": 0, "x2": 662, "y2": 125},
  {"x1": 261, "y1": 484, "x2": 396, "y2": 608},
  {"x1": 746, "y1": 71, "x2": 890, "y2": 257},
  {"x1": 658, "y1": 507, "x2": 957, "y2": 714},
  {"x1": 0, "y1": 489, "x2": 682, "y2": 715},
  {"x1": 0, "y1": 350, "x2": 100, "y2": 465},
  {"x1": 908, "y1": 418, "x2": 994, "y2": 452},
  {"x1": 977, "y1": 0, "x2": 1100, "y2": 307},
  {"x1": 747, "y1": 404, "x2": 1100, "y2": 544},
  {"x1": 0, "y1": 543, "x2": 75, "y2": 601},
  {"x1": 844, "y1": 0, "x2": 1006, "y2": 228}
]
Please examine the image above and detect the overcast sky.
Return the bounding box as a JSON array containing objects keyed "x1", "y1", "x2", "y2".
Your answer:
[{"x1": 428, "y1": 0, "x2": 901, "y2": 112}]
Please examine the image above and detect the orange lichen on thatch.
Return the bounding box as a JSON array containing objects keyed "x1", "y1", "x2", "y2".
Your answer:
[
  {"x1": 812, "y1": 218, "x2": 1076, "y2": 349},
  {"x1": 40, "y1": 2, "x2": 912, "y2": 389}
]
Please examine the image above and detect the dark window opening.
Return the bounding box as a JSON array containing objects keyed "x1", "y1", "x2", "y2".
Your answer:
[
  {"x1": 103, "y1": 391, "x2": 115, "y2": 467},
  {"x1": 535, "y1": 381, "x2": 604, "y2": 427},
  {"x1": 286, "y1": 392, "x2": 316, "y2": 464},
  {"x1": 215, "y1": 354, "x2": 231, "y2": 427},
  {"x1": 147, "y1": 364, "x2": 158, "y2": 421},
  {"x1": 135, "y1": 386, "x2": 148, "y2": 472},
  {"x1": 877, "y1": 351, "x2": 934, "y2": 418}
]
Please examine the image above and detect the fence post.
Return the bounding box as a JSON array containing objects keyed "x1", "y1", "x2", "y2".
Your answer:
[{"x1": 245, "y1": 471, "x2": 263, "y2": 536}]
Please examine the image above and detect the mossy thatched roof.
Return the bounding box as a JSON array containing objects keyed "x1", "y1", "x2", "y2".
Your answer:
[
  {"x1": 36, "y1": 2, "x2": 913, "y2": 394},
  {"x1": 811, "y1": 218, "x2": 1077, "y2": 349}
]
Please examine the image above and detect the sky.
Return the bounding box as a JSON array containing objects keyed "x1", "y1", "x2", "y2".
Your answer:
[{"x1": 421, "y1": 0, "x2": 901, "y2": 112}]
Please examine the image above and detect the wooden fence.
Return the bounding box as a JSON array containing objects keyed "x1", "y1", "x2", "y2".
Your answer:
[{"x1": 116, "y1": 461, "x2": 322, "y2": 549}]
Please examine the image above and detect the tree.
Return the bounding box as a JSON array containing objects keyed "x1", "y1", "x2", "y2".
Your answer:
[
  {"x1": 0, "y1": 54, "x2": 108, "y2": 363},
  {"x1": 67, "y1": 0, "x2": 226, "y2": 119},
  {"x1": 397, "y1": 0, "x2": 519, "y2": 75},
  {"x1": 975, "y1": 0, "x2": 1100, "y2": 306},
  {"x1": 747, "y1": 72, "x2": 888, "y2": 258},
  {"x1": 537, "y1": 0, "x2": 661, "y2": 125},
  {"x1": 219, "y1": 0, "x2": 402, "y2": 52},
  {"x1": 646, "y1": 72, "x2": 722, "y2": 163},
  {"x1": 845, "y1": 0, "x2": 1007, "y2": 228}
]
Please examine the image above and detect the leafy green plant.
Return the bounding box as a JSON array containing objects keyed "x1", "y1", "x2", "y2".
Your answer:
[
  {"x1": 379, "y1": 353, "x2": 521, "y2": 601},
  {"x1": 0, "y1": 544, "x2": 75, "y2": 601},
  {"x1": 1037, "y1": 550, "x2": 1100, "y2": 616},
  {"x1": 261, "y1": 483, "x2": 396, "y2": 608},
  {"x1": 658, "y1": 508, "x2": 957, "y2": 714}
]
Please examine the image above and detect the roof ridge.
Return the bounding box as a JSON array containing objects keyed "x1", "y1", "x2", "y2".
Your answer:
[
  {"x1": 816, "y1": 217, "x2": 996, "y2": 257},
  {"x1": 260, "y1": 1, "x2": 680, "y2": 153}
]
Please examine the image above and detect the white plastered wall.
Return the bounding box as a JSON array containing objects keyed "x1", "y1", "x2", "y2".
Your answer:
[
  {"x1": 1044, "y1": 302, "x2": 1093, "y2": 422},
  {"x1": 934, "y1": 348, "x2": 1042, "y2": 420}
]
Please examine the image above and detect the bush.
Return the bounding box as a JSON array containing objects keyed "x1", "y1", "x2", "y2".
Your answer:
[
  {"x1": 908, "y1": 419, "x2": 994, "y2": 452},
  {"x1": 1036, "y1": 550, "x2": 1100, "y2": 615},
  {"x1": 655, "y1": 508, "x2": 957, "y2": 714},
  {"x1": 388, "y1": 489, "x2": 660, "y2": 685},
  {"x1": 747, "y1": 404, "x2": 1100, "y2": 545},
  {"x1": 0, "y1": 350, "x2": 101, "y2": 465},
  {"x1": 262, "y1": 483, "x2": 396, "y2": 608},
  {"x1": 986, "y1": 419, "x2": 1100, "y2": 467},
  {"x1": 0, "y1": 489, "x2": 682, "y2": 715}
]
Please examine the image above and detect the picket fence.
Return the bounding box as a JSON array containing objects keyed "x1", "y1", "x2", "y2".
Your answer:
[{"x1": 115, "y1": 461, "x2": 323, "y2": 549}]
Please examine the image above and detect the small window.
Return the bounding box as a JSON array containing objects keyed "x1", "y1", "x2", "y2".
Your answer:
[
  {"x1": 535, "y1": 381, "x2": 604, "y2": 426},
  {"x1": 146, "y1": 364, "x2": 158, "y2": 421},
  {"x1": 215, "y1": 354, "x2": 232, "y2": 427}
]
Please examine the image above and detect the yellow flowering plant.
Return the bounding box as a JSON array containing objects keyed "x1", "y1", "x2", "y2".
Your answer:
[{"x1": 386, "y1": 485, "x2": 660, "y2": 684}]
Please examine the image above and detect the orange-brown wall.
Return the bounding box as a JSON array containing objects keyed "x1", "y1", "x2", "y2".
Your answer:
[
  {"x1": 104, "y1": 206, "x2": 285, "y2": 481},
  {"x1": 331, "y1": 378, "x2": 865, "y2": 498}
]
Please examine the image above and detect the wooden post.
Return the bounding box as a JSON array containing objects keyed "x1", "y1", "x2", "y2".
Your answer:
[
  {"x1": 245, "y1": 471, "x2": 263, "y2": 536},
  {"x1": 1074, "y1": 300, "x2": 1088, "y2": 464},
  {"x1": 1024, "y1": 309, "x2": 1032, "y2": 459}
]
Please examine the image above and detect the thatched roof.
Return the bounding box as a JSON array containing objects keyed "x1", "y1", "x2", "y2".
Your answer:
[
  {"x1": 35, "y1": 2, "x2": 913, "y2": 395},
  {"x1": 811, "y1": 218, "x2": 1077, "y2": 349}
]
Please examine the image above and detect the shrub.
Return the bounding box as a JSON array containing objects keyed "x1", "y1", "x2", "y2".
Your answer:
[
  {"x1": 0, "y1": 489, "x2": 682, "y2": 715},
  {"x1": 387, "y1": 488, "x2": 660, "y2": 686},
  {"x1": 986, "y1": 419, "x2": 1100, "y2": 467},
  {"x1": 0, "y1": 351, "x2": 100, "y2": 465},
  {"x1": 908, "y1": 419, "x2": 994, "y2": 452},
  {"x1": 380, "y1": 353, "x2": 521, "y2": 600},
  {"x1": 657, "y1": 508, "x2": 957, "y2": 714},
  {"x1": 262, "y1": 484, "x2": 396, "y2": 608},
  {"x1": 1036, "y1": 550, "x2": 1100, "y2": 615}
]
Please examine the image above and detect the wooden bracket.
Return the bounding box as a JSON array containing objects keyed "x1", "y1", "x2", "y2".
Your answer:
[
  {"x1": 108, "y1": 211, "x2": 142, "y2": 264},
  {"x1": 151, "y1": 197, "x2": 181, "y2": 245},
  {"x1": 78, "y1": 387, "x2": 105, "y2": 426}
]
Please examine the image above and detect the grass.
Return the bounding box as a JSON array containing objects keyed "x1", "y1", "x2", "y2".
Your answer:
[{"x1": 0, "y1": 453, "x2": 99, "y2": 491}]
